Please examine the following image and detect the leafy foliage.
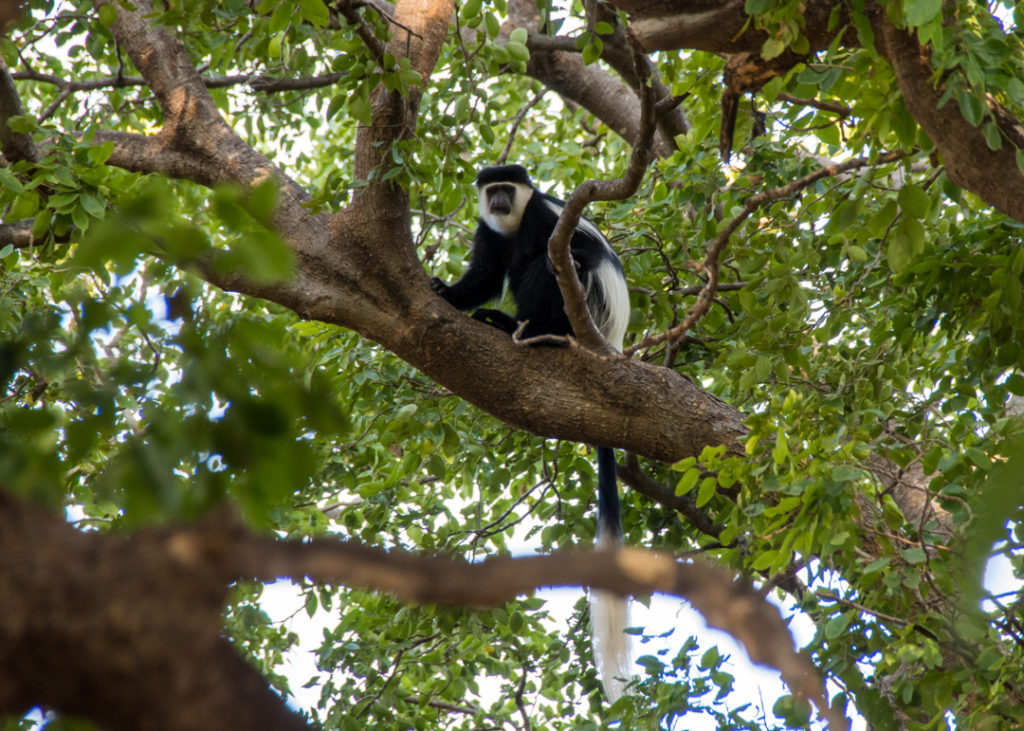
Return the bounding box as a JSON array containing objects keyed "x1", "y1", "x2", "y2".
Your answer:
[{"x1": 2, "y1": 0, "x2": 1024, "y2": 729}]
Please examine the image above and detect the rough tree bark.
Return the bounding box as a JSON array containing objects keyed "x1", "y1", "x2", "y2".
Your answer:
[
  {"x1": 3, "y1": 0, "x2": 1022, "y2": 727},
  {"x1": 0, "y1": 492, "x2": 844, "y2": 730},
  {"x1": 610, "y1": 0, "x2": 1024, "y2": 223}
]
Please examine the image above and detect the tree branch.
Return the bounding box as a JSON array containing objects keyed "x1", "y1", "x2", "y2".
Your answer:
[
  {"x1": 0, "y1": 492, "x2": 848, "y2": 731},
  {"x1": 873, "y1": 11, "x2": 1024, "y2": 222},
  {"x1": 627, "y1": 150, "x2": 907, "y2": 354},
  {"x1": 546, "y1": 31, "x2": 657, "y2": 353},
  {"x1": 0, "y1": 58, "x2": 40, "y2": 163}
]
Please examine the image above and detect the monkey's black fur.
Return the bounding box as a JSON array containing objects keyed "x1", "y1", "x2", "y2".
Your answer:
[
  {"x1": 431, "y1": 164, "x2": 632, "y2": 700},
  {"x1": 430, "y1": 164, "x2": 628, "y2": 343}
]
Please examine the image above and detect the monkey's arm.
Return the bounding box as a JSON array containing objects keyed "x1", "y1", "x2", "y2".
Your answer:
[{"x1": 430, "y1": 230, "x2": 508, "y2": 310}]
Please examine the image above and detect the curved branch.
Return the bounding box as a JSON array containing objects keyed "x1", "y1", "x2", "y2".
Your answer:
[
  {"x1": 547, "y1": 33, "x2": 657, "y2": 353},
  {"x1": 874, "y1": 13, "x2": 1024, "y2": 222}
]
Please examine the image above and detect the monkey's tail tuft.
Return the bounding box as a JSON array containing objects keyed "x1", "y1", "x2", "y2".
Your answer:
[{"x1": 591, "y1": 446, "x2": 632, "y2": 702}]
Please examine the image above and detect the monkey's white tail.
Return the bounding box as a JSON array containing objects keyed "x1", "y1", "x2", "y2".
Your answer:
[{"x1": 591, "y1": 526, "x2": 632, "y2": 702}]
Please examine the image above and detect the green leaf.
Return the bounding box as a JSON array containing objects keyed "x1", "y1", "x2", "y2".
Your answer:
[
  {"x1": 696, "y1": 476, "x2": 718, "y2": 507},
  {"x1": 956, "y1": 90, "x2": 985, "y2": 126},
  {"x1": 98, "y1": 2, "x2": 118, "y2": 25},
  {"x1": 981, "y1": 121, "x2": 1002, "y2": 151},
  {"x1": 506, "y1": 40, "x2": 530, "y2": 63},
  {"x1": 348, "y1": 89, "x2": 372, "y2": 126},
  {"x1": 675, "y1": 467, "x2": 700, "y2": 495},
  {"x1": 6, "y1": 115, "x2": 36, "y2": 133},
  {"x1": 903, "y1": 0, "x2": 942, "y2": 27},
  {"x1": 0, "y1": 167, "x2": 24, "y2": 193},
  {"x1": 887, "y1": 230, "x2": 913, "y2": 273},
  {"x1": 745, "y1": 0, "x2": 776, "y2": 14},
  {"x1": 824, "y1": 611, "x2": 853, "y2": 639},
  {"x1": 637, "y1": 655, "x2": 665, "y2": 675},
  {"x1": 846, "y1": 244, "x2": 868, "y2": 263},
  {"x1": 460, "y1": 0, "x2": 482, "y2": 21},
  {"x1": 901, "y1": 547, "x2": 928, "y2": 564},
  {"x1": 829, "y1": 200, "x2": 859, "y2": 232},
  {"x1": 299, "y1": 0, "x2": 329, "y2": 27},
  {"x1": 484, "y1": 12, "x2": 500, "y2": 39},
  {"x1": 1005, "y1": 374, "x2": 1024, "y2": 396},
  {"x1": 897, "y1": 184, "x2": 930, "y2": 219},
  {"x1": 772, "y1": 432, "x2": 789, "y2": 465},
  {"x1": 269, "y1": 3, "x2": 291, "y2": 33}
]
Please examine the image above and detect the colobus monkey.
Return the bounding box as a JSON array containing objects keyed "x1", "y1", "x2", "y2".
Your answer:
[{"x1": 430, "y1": 164, "x2": 633, "y2": 701}]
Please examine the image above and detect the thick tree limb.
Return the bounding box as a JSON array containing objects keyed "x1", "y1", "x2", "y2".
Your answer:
[
  {"x1": 0, "y1": 58, "x2": 40, "y2": 163},
  {"x1": 0, "y1": 492, "x2": 847, "y2": 731},
  {"x1": 873, "y1": 13, "x2": 1024, "y2": 222},
  {"x1": 609, "y1": 0, "x2": 1024, "y2": 222},
  {"x1": 0, "y1": 494, "x2": 311, "y2": 731}
]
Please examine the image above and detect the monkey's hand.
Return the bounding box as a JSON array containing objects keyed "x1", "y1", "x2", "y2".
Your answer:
[{"x1": 429, "y1": 277, "x2": 450, "y2": 298}]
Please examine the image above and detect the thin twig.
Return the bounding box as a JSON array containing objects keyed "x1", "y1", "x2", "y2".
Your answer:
[
  {"x1": 496, "y1": 89, "x2": 546, "y2": 165},
  {"x1": 626, "y1": 150, "x2": 908, "y2": 354}
]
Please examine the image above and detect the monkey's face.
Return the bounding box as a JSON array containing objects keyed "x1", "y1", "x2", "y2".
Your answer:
[
  {"x1": 478, "y1": 181, "x2": 532, "y2": 237},
  {"x1": 486, "y1": 184, "x2": 516, "y2": 216}
]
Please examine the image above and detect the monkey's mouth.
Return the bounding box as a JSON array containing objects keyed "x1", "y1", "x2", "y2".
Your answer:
[{"x1": 489, "y1": 201, "x2": 512, "y2": 215}]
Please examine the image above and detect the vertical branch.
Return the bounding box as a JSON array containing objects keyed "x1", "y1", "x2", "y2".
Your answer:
[
  {"x1": 546, "y1": 32, "x2": 657, "y2": 353},
  {"x1": 352, "y1": 0, "x2": 455, "y2": 183},
  {"x1": 0, "y1": 58, "x2": 41, "y2": 163}
]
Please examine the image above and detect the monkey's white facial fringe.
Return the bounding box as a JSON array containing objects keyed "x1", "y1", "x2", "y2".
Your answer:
[{"x1": 592, "y1": 528, "x2": 633, "y2": 702}]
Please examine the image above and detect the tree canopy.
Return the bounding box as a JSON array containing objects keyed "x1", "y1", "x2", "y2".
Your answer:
[{"x1": 2, "y1": 0, "x2": 1024, "y2": 729}]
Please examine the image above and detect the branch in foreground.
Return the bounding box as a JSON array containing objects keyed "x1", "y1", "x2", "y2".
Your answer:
[
  {"x1": 0, "y1": 492, "x2": 847, "y2": 730},
  {"x1": 238, "y1": 522, "x2": 845, "y2": 728}
]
